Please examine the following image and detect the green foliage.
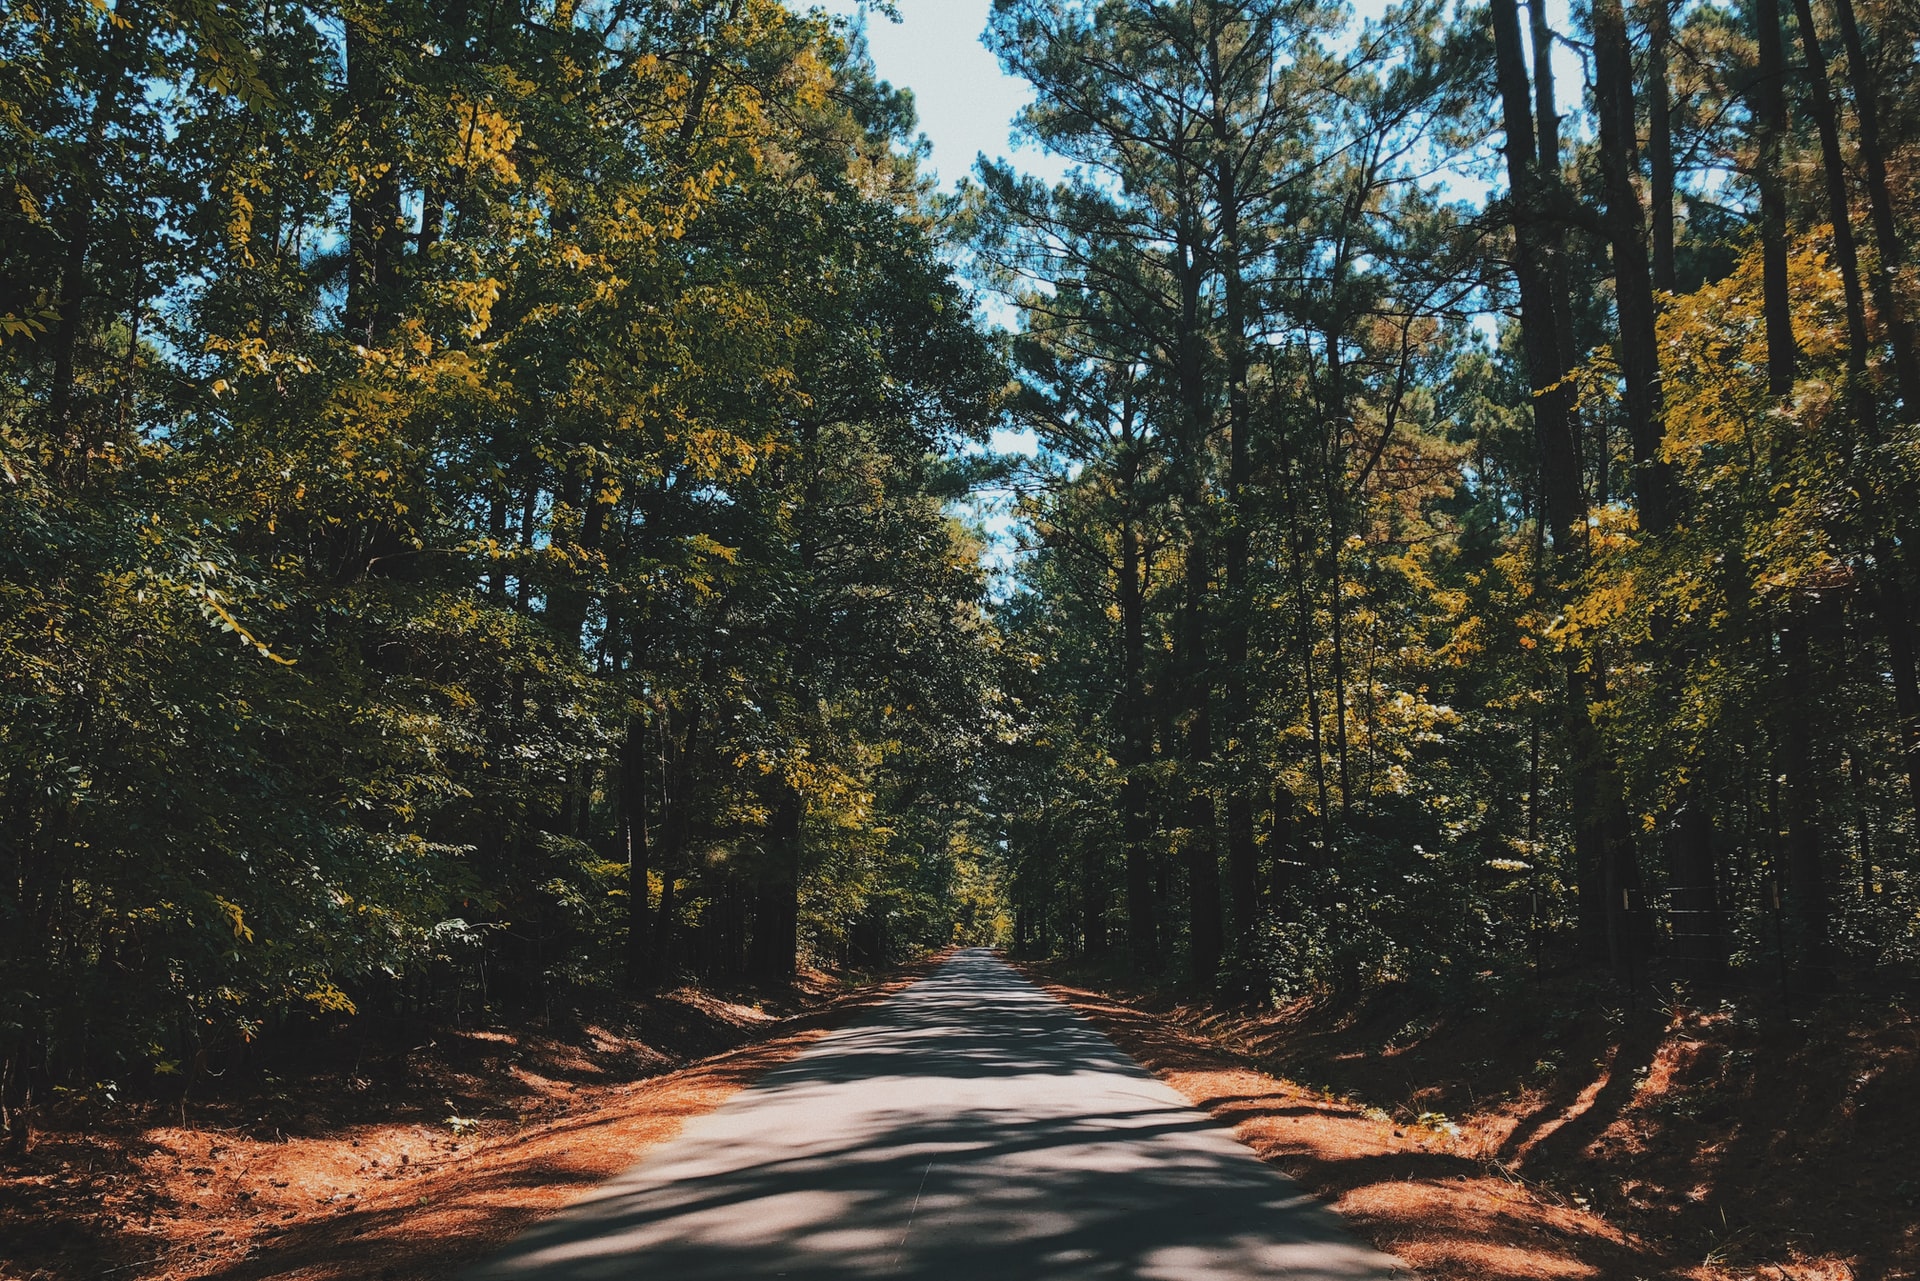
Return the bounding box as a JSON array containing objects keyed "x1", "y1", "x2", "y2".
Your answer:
[
  {"x1": 0, "y1": 0, "x2": 1003, "y2": 1145},
  {"x1": 980, "y1": 0, "x2": 1920, "y2": 1009},
  {"x1": 8, "y1": 0, "x2": 1920, "y2": 1156}
]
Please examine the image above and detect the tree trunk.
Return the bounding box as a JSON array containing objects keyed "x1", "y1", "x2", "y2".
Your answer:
[
  {"x1": 1755, "y1": 0, "x2": 1799, "y2": 395},
  {"x1": 1790, "y1": 0, "x2": 1879, "y2": 443},
  {"x1": 1527, "y1": 0, "x2": 1560, "y2": 172},
  {"x1": 749, "y1": 784, "x2": 802, "y2": 980},
  {"x1": 1168, "y1": 163, "x2": 1222, "y2": 985},
  {"x1": 1321, "y1": 330, "x2": 1355, "y2": 822},
  {"x1": 545, "y1": 457, "x2": 607, "y2": 648},
  {"x1": 344, "y1": 16, "x2": 403, "y2": 344},
  {"x1": 1205, "y1": 22, "x2": 1263, "y2": 941},
  {"x1": 1827, "y1": 0, "x2": 1920, "y2": 415},
  {"x1": 1489, "y1": 0, "x2": 1584, "y2": 545},
  {"x1": 1, "y1": 1034, "x2": 31, "y2": 1156},
  {"x1": 1667, "y1": 800, "x2": 1725, "y2": 976},
  {"x1": 1080, "y1": 845, "x2": 1106, "y2": 955},
  {"x1": 621, "y1": 712, "x2": 654, "y2": 991},
  {"x1": 1566, "y1": 658, "x2": 1641, "y2": 965},
  {"x1": 1277, "y1": 420, "x2": 1337, "y2": 863},
  {"x1": 1224, "y1": 795, "x2": 1259, "y2": 936},
  {"x1": 1494, "y1": 0, "x2": 1643, "y2": 972},
  {"x1": 417, "y1": 186, "x2": 444, "y2": 264},
  {"x1": 1327, "y1": 535, "x2": 1352, "y2": 820},
  {"x1": 1789, "y1": 0, "x2": 1920, "y2": 820},
  {"x1": 1182, "y1": 539, "x2": 1224, "y2": 986},
  {"x1": 1118, "y1": 499, "x2": 1158, "y2": 972},
  {"x1": 1641, "y1": 0, "x2": 1677, "y2": 293},
  {"x1": 1526, "y1": 0, "x2": 1581, "y2": 432},
  {"x1": 651, "y1": 697, "x2": 703, "y2": 981},
  {"x1": 1780, "y1": 613, "x2": 1833, "y2": 988},
  {"x1": 1592, "y1": 0, "x2": 1673, "y2": 533},
  {"x1": 1872, "y1": 547, "x2": 1920, "y2": 822},
  {"x1": 1266, "y1": 785, "x2": 1298, "y2": 909}
]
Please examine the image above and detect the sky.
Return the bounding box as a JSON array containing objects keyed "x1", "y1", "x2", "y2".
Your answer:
[{"x1": 815, "y1": 0, "x2": 1068, "y2": 194}]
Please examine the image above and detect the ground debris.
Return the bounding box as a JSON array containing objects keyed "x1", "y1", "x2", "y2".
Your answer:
[
  {"x1": 0, "y1": 960, "x2": 941, "y2": 1281},
  {"x1": 1032, "y1": 965, "x2": 1912, "y2": 1281}
]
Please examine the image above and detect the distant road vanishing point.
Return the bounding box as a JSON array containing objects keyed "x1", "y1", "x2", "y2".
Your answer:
[{"x1": 468, "y1": 948, "x2": 1406, "y2": 1280}]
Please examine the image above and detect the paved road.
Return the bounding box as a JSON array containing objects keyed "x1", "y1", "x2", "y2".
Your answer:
[{"x1": 469, "y1": 948, "x2": 1404, "y2": 1279}]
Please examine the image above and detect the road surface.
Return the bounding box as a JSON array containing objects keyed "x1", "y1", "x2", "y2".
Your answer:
[{"x1": 469, "y1": 948, "x2": 1404, "y2": 1279}]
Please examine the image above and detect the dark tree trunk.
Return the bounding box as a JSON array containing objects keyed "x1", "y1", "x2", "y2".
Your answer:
[
  {"x1": 545, "y1": 457, "x2": 607, "y2": 648},
  {"x1": 1592, "y1": 0, "x2": 1673, "y2": 533},
  {"x1": 1168, "y1": 170, "x2": 1222, "y2": 985},
  {"x1": 1489, "y1": 0, "x2": 1584, "y2": 545},
  {"x1": 621, "y1": 713, "x2": 655, "y2": 991},
  {"x1": 1636, "y1": 0, "x2": 1723, "y2": 963},
  {"x1": 1494, "y1": 0, "x2": 1641, "y2": 972},
  {"x1": 1323, "y1": 485, "x2": 1353, "y2": 826},
  {"x1": 1781, "y1": 614, "x2": 1834, "y2": 989},
  {"x1": 652, "y1": 697, "x2": 703, "y2": 981},
  {"x1": 1, "y1": 1032, "x2": 30, "y2": 1157},
  {"x1": 1118, "y1": 501, "x2": 1158, "y2": 972},
  {"x1": 1641, "y1": 0, "x2": 1677, "y2": 293},
  {"x1": 1225, "y1": 794, "x2": 1259, "y2": 937},
  {"x1": 1080, "y1": 845, "x2": 1106, "y2": 954},
  {"x1": 1667, "y1": 801, "x2": 1725, "y2": 976},
  {"x1": 1567, "y1": 658, "x2": 1641, "y2": 967},
  {"x1": 1121, "y1": 766, "x2": 1157, "y2": 969},
  {"x1": 1265, "y1": 785, "x2": 1298, "y2": 910},
  {"x1": 1206, "y1": 25, "x2": 1262, "y2": 941},
  {"x1": 749, "y1": 785, "x2": 802, "y2": 980},
  {"x1": 1790, "y1": 0, "x2": 1879, "y2": 442},
  {"x1": 1526, "y1": 0, "x2": 1581, "y2": 424},
  {"x1": 1219, "y1": 370, "x2": 1261, "y2": 934},
  {"x1": 417, "y1": 187, "x2": 443, "y2": 264},
  {"x1": 1183, "y1": 539, "x2": 1224, "y2": 986},
  {"x1": 48, "y1": 198, "x2": 92, "y2": 462},
  {"x1": 1872, "y1": 551, "x2": 1920, "y2": 822},
  {"x1": 1755, "y1": 0, "x2": 1799, "y2": 395},
  {"x1": 1276, "y1": 416, "x2": 1336, "y2": 863},
  {"x1": 344, "y1": 17, "x2": 403, "y2": 344},
  {"x1": 1789, "y1": 0, "x2": 1920, "y2": 822},
  {"x1": 487, "y1": 489, "x2": 509, "y2": 599},
  {"x1": 1527, "y1": 0, "x2": 1560, "y2": 171},
  {"x1": 1827, "y1": 0, "x2": 1920, "y2": 414},
  {"x1": 1318, "y1": 326, "x2": 1356, "y2": 824}
]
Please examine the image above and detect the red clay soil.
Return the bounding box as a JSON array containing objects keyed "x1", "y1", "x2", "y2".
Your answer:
[
  {"x1": 1034, "y1": 966, "x2": 1918, "y2": 1281},
  {"x1": 0, "y1": 956, "x2": 946, "y2": 1281}
]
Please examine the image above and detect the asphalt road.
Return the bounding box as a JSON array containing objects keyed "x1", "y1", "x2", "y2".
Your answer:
[{"x1": 468, "y1": 948, "x2": 1405, "y2": 1279}]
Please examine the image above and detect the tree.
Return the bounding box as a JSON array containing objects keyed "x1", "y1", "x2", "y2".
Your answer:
[{"x1": 0, "y1": 0, "x2": 1001, "y2": 1150}]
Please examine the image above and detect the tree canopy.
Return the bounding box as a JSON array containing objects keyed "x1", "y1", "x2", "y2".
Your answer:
[
  {"x1": 977, "y1": 0, "x2": 1920, "y2": 1006},
  {"x1": 7, "y1": 0, "x2": 1920, "y2": 1154},
  {"x1": 1, "y1": 0, "x2": 1004, "y2": 1148}
]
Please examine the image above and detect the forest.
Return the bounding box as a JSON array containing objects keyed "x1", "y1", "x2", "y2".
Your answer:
[
  {"x1": 981, "y1": 0, "x2": 1920, "y2": 1006},
  {"x1": 4, "y1": 0, "x2": 1920, "y2": 1171}
]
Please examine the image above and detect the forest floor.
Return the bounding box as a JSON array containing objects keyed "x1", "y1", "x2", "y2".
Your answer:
[
  {"x1": 0, "y1": 954, "x2": 947, "y2": 1281},
  {"x1": 1032, "y1": 961, "x2": 1917, "y2": 1281}
]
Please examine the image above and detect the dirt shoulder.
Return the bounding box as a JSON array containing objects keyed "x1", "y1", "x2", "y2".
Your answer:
[
  {"x1": 1029, "y1": 965, "x2": 1917, "y2": 1281},
  {"x1": 1, "y1": 955, "x2": 947, "y2": 1281}
]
